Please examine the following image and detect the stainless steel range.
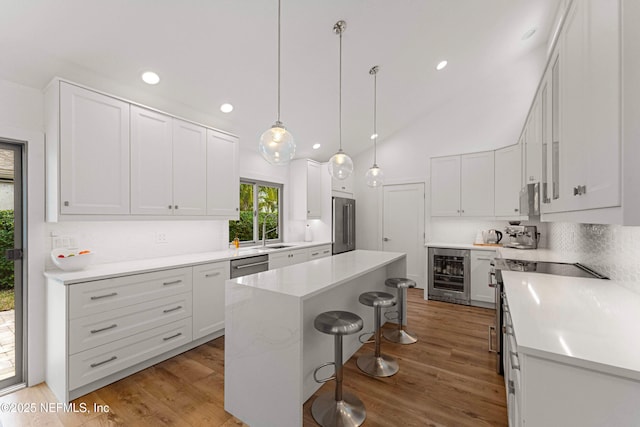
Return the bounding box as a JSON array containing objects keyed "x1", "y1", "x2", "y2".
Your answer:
[{"x1": 489, "y1": 258, "x2": 608, "y2": 374}]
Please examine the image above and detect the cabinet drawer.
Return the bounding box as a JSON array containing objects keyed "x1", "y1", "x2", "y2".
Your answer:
[
  {"x1": 69, "y1": 292, "x2": 192, "y2": 355},
  {"x1": 308, "y1": 245, "x2": 332, "y2": 260},
  {"x1": 69, "y1": 268, "x2": 192, "y2": 319},
  {"x1": 69, "y1": 317, "x2": 192, "y2": 390}
]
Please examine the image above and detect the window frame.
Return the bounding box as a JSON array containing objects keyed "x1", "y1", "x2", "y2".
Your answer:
[{"x1": 233, "y1": 178, "x2": 283, "y2": 246}]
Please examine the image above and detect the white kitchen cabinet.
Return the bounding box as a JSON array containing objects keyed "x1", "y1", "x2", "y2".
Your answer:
[
  {"x1": 430, "y1": 155, "x2": 461, "y2": 216},
  {"x1": 524, "y1": 95, "x2": 542, "y2": 185},
  {"x1": 47, "y1": 267, "x2": 197, "y2": 403},
  {"x1": 559, "y1": 0, "x2": 620, "y2": 213},
  {"x1": 269, "y1": 248, "x2": 309, "y2": 269},
  {"x1": 460, "y1": 151, "x2": 494, "y2": 217},
  {"x1": 290, "y1": 159, "x2": 322, "y2": 220},
  {"x1": 172, "y1": 119, "x2": 207, "y2": 215},
  {"x1": 469, "y1": 250, "x2": 495, "y2": 308},
  {"x1": 307, "y1": 244, "x2": 332, "y2": 260},
  {"x1": 494, "y1": 144, "x2": 521, "y2": 217},
  {"x1": 55, "y1": 81, "x2": 130, "y2": 216},
  {"x1": 45, "y1": 78, "x2": 239, "y2": 221},
  {"x1": 192, "y1": 261, "x2": 229, "y2": 340},
  {"x1": 206, "y1": 129, "x2": 239, "y2": 219},
  {"x1": 431, "y1": 152, "x2": 494, "y2": 217},
  {"x1": 331, "y1": 172, "x2": 354, "y2": 196},
  {"x1": 131, "y1": 106, "x2": 207, "y2": 216}
]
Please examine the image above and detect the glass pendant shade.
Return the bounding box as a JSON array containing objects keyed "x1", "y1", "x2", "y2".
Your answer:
[
  {"x1": 259, "y1": 121, "x2": 295, "y2": 165},
  {"x1": 328, "y1": 149, "x2": 354, "y2": 180},
  {"x1": 365, "y1": 164, "x2": 384, "y2": 187}
]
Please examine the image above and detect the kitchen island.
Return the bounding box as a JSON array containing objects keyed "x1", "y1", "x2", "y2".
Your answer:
[{"x1": 224, "y1": 249, "x2": 406, "y2": 426}]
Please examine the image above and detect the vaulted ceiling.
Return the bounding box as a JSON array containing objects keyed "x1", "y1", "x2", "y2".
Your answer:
[{"x1": 0, "y1": 0, "x2": 559, "y2": 161}]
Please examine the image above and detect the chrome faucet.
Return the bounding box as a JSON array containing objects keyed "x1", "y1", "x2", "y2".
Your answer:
[{"x1": 261, "y1": 212, "x2": 278, "y2": 247}]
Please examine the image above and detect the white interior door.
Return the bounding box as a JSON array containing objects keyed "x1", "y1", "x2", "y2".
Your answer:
[{"x1": 382, "y1": 183, "x2": 425, "y2": 288}]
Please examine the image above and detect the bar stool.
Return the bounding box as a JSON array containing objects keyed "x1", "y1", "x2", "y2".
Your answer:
[
  {"x1": 356, "y1": 291, "x2": 399, "y2": 377},
  {"x1": 312, "y1": 310, "x2": 366, "y2": 427},
  {"x1": 383, "y1": 278, "x2": 418, "y2": 344}
]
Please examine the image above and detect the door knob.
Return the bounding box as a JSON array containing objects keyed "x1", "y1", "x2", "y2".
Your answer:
[{"x1": 383, "y1": 237, "x2": 390, "y2": 242}]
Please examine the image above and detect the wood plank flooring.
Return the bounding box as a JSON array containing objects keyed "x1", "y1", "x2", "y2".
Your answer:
[{"x1": 0, "y1": 289, "x2": 506, "y2": 426}]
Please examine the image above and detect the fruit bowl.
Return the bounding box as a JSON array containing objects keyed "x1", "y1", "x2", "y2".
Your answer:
[{"x1": 51, "y1": 248, "x2": 94, "y2": 271}]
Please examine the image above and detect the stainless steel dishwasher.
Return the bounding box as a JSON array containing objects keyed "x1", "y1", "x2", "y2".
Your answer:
[{"x1": 230, "y1": 254, "x2": 269, "y2": 279}]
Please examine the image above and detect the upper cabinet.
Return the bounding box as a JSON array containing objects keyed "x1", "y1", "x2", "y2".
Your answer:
[
  {"x1": 130, "y1": 107, "x2": 208, "y2": 216},
  {"x1": 45, "y1": 79, "x2": 239, "y2": 221},
  {"x1": 522, "y1": 0, "x2": 638, "y2": 224},
  {"x1": 524, "y1": 95, "x2": 542, "y2": 185},
  {"x1": 431, "y1": 151, "x2": 494, "y2": 217},
  {"x1": 290, "y1": 159, "x2": 322, "y2": 220},
  {"x1": 495, "y1": 144, "x2": 522, "y2": 217},
  {"x1": 57, "y1": 82, "x2": 130, "y2": 216},
  {"x1": 206, "y1": 129, "x2": 240, "y2": 219},
  {"x1": 558, "y1": 0, "x2": 620, "y2": 213},
  {"x1": 430, "y1": 155, "x2": 461, "y2": 216},
  {"x1": 331, "y1": 173, "x2": 354, "y2": 197}
]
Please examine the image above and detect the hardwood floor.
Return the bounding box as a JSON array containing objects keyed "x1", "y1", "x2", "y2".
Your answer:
[{"x1": 0, "y1": 289, "x2": 506, "y2": 426}]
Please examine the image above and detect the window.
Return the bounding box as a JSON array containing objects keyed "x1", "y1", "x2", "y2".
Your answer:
[{"x1": 229, "y1": 179, "x2": 282, "y2": 245}]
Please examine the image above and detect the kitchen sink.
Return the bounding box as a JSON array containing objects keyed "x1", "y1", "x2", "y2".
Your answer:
[{"x1": 265, "y1": 244, "x2": 294, "y2": 249}]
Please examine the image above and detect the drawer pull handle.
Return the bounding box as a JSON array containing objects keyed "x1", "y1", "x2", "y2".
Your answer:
[
  {"x1": 205, "y1": 272, "x2": 221, "y2": 278},
  {"x1": 90, "y1": 292, "x2": 118, "y2": 300},
  {"x1": 163, "y1": 280, "x2": 182, "y2": 286},
  {"x1": 163, "y1": 305, "x2": 182, "y2": 314},
  {"x1": 90, "y1": 356, "x2": 117, "y2": 368},
  {"x1": 234, "y1": 261, "x2": 269, "y2": 269},
  {"x1": 90, "y1": 324, "x2": 117, "y2": 334},
  {"x1": 311, "y1": 252, "x2": 319, "y2": 256},
  {"x1": 163, "y1": 332, "x2": 182, "y2": 341},
  {"x1": 323, "y1": 250, "x2": 330, "y2": 254}
]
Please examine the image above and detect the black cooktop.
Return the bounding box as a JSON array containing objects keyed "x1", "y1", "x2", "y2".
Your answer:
[{"x1": 496, "y1": 259, "x2": 608, "y2": 279}]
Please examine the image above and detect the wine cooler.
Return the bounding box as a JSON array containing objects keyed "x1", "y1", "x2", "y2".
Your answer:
[{"x1": 427, "y1": 247, "x2": 470, "y2": 305}]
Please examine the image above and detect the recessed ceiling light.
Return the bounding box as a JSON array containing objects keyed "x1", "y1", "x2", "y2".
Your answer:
[
  {"x1": 220, "y1": 103, "x2": 234, "y2": 113},
  {"x1": 522, "y1": 27, "x2": 537, "y2": 40},
  {"x1": 370, "y1": 133, "x2": 378, "y2": 140},
  {"x1": 436, "y1": 60, "x2": 448, "y2": 71},
  {"x1": 312, "y1": 143, "x2": 321, "y2": 150},
  {"x1": 141, "y1": 71, "x2": 160, "y2": 85}
]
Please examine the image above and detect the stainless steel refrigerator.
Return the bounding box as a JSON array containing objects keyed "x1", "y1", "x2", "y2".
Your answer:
[{"x1": 332, "y1": 196, "x2": 355, "y2": 254}]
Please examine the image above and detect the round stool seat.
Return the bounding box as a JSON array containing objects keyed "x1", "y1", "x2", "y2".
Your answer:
[
  {"x1": 314, "y1": 311, "x2": 363, "y2": 336},
  {"x1": 358, "y1": 291, "x2": 396, "y2": 308},
  {"x1": 385, "y1": 277, "x2": 417, "y2": 289}
]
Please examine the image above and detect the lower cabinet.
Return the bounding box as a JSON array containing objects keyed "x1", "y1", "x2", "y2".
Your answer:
[
  {"x1": 470, "y1": 250, "x2": 495, "y2": 307},
  {"x1": 307, "y1": 244, "x2": 332, "y2": 260},
  {"x1": 193, "y1": 261, "x2": 228, "y2": 340},
  {"x1": 269, "y1": 248, "x2": 309, "y2": 269},
  {"x1": 46, "y1": 263, "x2": 227, "y2": 403}
]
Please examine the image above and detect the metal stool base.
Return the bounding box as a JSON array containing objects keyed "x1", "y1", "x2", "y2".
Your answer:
[
  {"x1": 311, "y1": 391, "x2": 366, "y2": 427},
  {"x1": 356, "y1": 353, "x2": 399, "y2": 377},
  {"x1": 383, "y1": 328, "x2": 418, "y2": 345}
]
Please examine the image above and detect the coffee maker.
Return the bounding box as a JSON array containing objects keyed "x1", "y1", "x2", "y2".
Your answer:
[{"x1": 503, "y1": 224, "x2": 539, "y2": 249}]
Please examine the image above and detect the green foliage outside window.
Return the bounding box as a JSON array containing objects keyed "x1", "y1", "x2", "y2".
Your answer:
[
  {"x1": 0, "y1": 210, "x2": 14, "y2": 290},
  {"x1": 229, "y1": 182, "x2": 280, "y2": 243}
]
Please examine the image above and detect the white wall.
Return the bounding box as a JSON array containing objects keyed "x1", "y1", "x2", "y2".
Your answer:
[{"x1": 354, "y1": 45, "x2": 548, "y2": 251}]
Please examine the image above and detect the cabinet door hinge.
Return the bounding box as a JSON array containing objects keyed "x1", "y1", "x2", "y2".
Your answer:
[{"x1": 6, "y1": 249, "x2": 23, "y2": 261}]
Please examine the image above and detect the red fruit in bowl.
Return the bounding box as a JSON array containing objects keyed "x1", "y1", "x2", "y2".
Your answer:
[{"x1": 57, "y1": 254, "x2": 65, "y2": 258}]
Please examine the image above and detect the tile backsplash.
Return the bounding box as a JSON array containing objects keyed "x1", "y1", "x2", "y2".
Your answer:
[{"x1": 548, "y1": 222, "x2": 640, "y2": 293}]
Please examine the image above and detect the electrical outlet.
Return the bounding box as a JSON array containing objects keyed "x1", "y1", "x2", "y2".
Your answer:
[{"x1": 155, "y1": 232, "x2": 168, "y2": 244}]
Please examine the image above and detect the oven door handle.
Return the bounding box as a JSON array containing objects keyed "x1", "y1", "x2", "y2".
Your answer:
[{"x1": 488, "y1": 325, "x2": 496, "y2": 353}]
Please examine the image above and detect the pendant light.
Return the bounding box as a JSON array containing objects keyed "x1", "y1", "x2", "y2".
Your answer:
[
  {"x1": 328, "y1": 20, "x2": 354, "y2": 180},
  {"x1": 365, "y1": 65, "x2": 384, "y2": 187},
  {"x1": 259, "y1": 0, "x2": 295, "y2": 166}
]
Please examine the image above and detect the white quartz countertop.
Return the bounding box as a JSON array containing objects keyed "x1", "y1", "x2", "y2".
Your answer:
[
  {"x1": 425, "y1": 242, "x2": 498, "y2": 251},
  {"x1": 44, "y1": 241, "x2": 331, "y2": 284},
  {"x1": 228, "y1": 249, "x2": 406, "y2": 299},
  {"x1": 502, "y1": 270, "x2": 640, "y2": 380}
]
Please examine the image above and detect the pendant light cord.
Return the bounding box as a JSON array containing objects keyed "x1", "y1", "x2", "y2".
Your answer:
[
  {"x1": 277, "y1": 0, "x2": 282, "y2": 123},
  {"x1": 373, "y1": 69, "x2": 377, "y2": 164},
  {"x1": 338, "y1": 27, "x2": 343, "y2": 150}
]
